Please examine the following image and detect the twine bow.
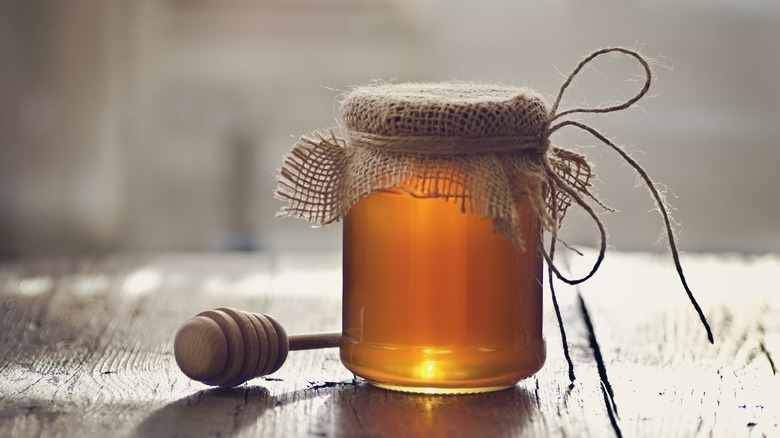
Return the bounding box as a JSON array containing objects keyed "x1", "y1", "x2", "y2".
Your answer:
[
  {"x1": 540, "y1": 48, "x2": 714, "y2": 382},
  {"x1": 543, "y1": 47, "x2": 653, "y2": 286}
]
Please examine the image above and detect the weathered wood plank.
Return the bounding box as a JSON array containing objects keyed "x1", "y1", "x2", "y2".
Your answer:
[
  {"x1": 568, "y1": 251, "x2": 780, "y2": 437},
  {"x1": 0, "y1": 251, "x2": 777, "y2": 437}
]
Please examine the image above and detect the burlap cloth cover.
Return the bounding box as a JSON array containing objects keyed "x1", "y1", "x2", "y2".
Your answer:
[
  {"x1": 278, "y1": 81, "x2": 589, "y2": 252},
  {"x1": 277, "y1": 48, "x2": 713, "y2": 349}
]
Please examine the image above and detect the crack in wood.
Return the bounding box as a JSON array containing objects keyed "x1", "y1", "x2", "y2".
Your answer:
[
  {"x1": 11, "y1": 375, "x2": 45, "y2": 398},
  {"x1": 600, "y1": 382, "x2": 623, "y2": 438},
  {"x1": 758, "y1": 341, "x2": 777, "y2": 376},
  {"x1": 306, "y1": 381, "x2": 353, "y2": 391},
  {"x1": 757, "y1": 323, "x2": 778, "y2": 376},
  {"x1": 578, "y1": 291, "x2": 622, "y2": 437}
]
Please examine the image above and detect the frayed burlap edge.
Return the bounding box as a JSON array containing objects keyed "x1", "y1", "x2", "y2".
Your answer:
[{"x1": 276, "y1": 129, "x2": 594, "y2": 251}]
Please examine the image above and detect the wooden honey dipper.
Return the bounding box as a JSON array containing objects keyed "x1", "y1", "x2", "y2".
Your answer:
[{"x1": 173, "y1": 307, "x2": 341, "y2": 387}]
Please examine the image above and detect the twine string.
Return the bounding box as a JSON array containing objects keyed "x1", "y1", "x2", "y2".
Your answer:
[
  {"x1": 347, "y1": 131, "x2": 548, "y2": 156},
  {"x1": 544, "y1": 47, "x2": 714, "y2": 345},
  {"x1": 549, "y1": 47, "x2": 653, "y2": 124}
]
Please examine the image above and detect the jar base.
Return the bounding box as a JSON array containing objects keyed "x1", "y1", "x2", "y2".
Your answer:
[
  {"x1": 367, "y1": 380, "x2": 515, "y2": 395},
  {"x1": 342, "y1": 338, "x2": 546, "y2": 396}
]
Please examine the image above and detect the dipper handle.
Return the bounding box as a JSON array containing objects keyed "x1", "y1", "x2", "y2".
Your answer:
[
  {"x1": 289, "y1": 332, "x2": 343, "y2": 351},
  {"x1": 173, "y1": 307, "x2": 341, "y2": 387}
]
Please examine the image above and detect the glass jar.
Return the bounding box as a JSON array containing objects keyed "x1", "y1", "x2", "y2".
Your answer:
[{"x1": 340, "y1": 177, "x2": 546, "y2": 394}]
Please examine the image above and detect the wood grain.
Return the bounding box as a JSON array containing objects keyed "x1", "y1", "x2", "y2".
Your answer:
[{"x1": 0, "y1": 251, "x2": 777, "y2": 437}]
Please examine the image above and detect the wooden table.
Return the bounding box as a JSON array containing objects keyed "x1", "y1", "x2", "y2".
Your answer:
[{"x1": 0, "y1": 251, "x2": 777, "y2": 437}]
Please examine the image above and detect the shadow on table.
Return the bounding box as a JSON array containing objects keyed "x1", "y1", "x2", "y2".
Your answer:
[
  {"x1": 134, "y1": 386, "x2": 275, "y2": 437},
  {"x1": 136, "y1": 381, "x2": 539, "y2": 437},
  {"x1": 324, "y1": 382, "x2": 540, "y2": 437}
]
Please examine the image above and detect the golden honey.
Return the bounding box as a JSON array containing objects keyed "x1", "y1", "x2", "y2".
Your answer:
[{"x1": 341, "y1": 182, "x2": 545, "y2": 394}]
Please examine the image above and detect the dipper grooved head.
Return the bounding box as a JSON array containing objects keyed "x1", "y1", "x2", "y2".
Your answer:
[{"x1": 174, "y1": 308, "x2": 288, "y2": 387}]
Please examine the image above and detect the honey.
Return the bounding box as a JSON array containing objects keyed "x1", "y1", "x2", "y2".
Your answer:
[{"x1": 341, "y1": 182, "x2": 546, "y2": 394}]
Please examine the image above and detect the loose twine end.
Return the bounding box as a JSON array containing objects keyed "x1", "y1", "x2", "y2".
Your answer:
[{"x1": 545, "y1": 47, "x2": 714, "y2": 383}]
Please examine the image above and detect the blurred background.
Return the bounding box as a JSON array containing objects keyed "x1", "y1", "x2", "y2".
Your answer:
[{"x1": 1, "y1": 0, "x2": 779, "y2": 259}]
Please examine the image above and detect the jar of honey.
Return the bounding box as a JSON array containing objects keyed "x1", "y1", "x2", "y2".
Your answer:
[
  {"x1": 277, "y1": 49, "x2": 705, "y2": 393},
  {"x1": 341, "y1": 182, "x2": 545, "y2": 394},
  {"x1": 278, "y1": 82, "x2": 554, "y2": 393}
]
